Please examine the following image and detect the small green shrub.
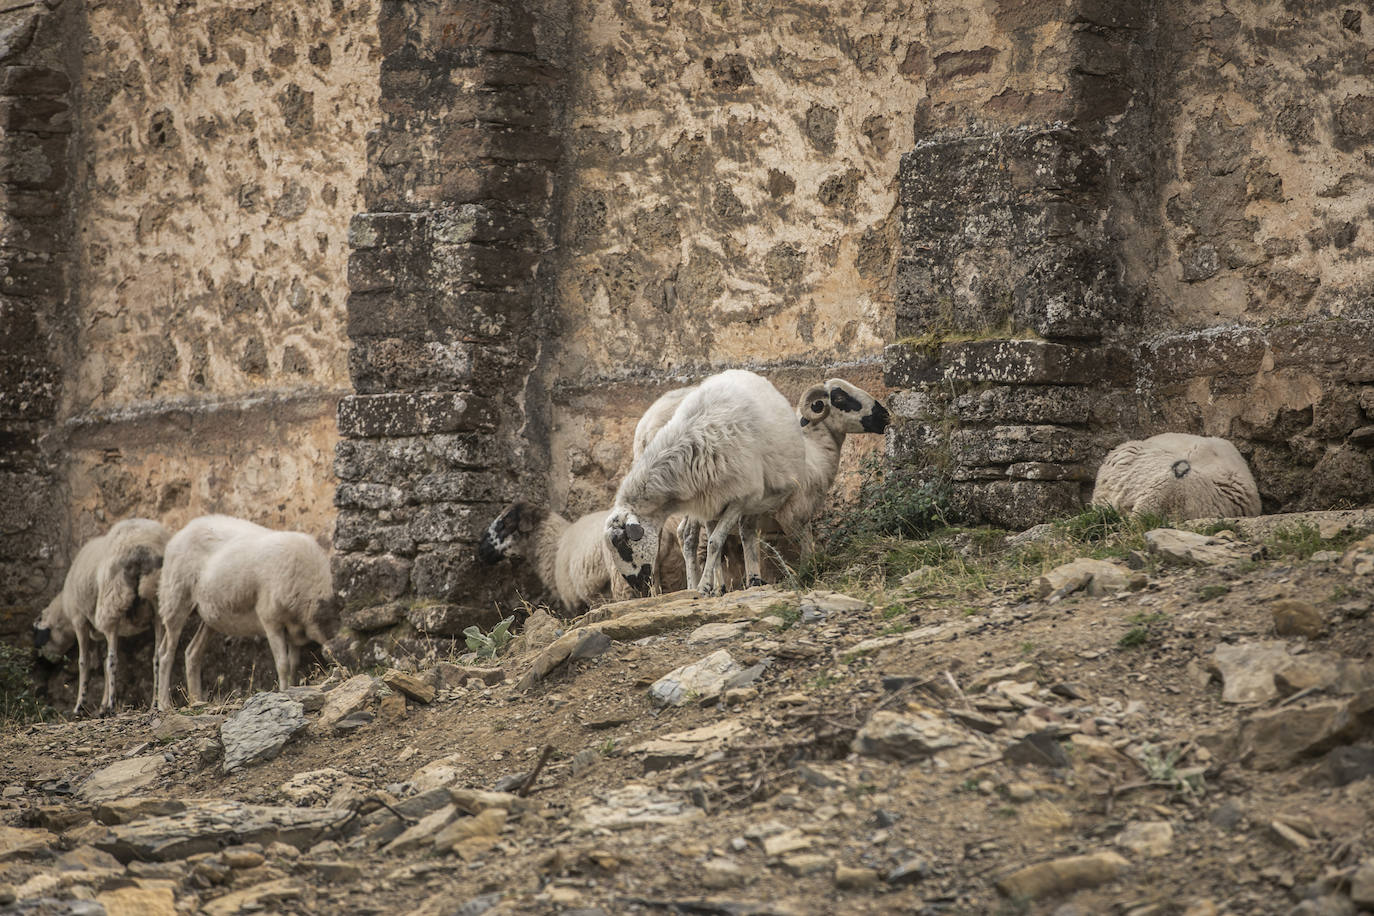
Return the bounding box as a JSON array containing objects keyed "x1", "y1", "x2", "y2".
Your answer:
[
  {"x1": 1197, "y1": 584, "x2": 1230, "y2": 601},
  {"x1": 464, "y1": 616, "x2": 515, "y2": 658}
]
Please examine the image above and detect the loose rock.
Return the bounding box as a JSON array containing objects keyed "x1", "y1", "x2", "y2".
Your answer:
[
  {"x1": 1033, "y1": 558, "x2": 1129, "y2": 598},
  {"x1": 1115, "y1": 821, "x2": 1173, "y2": 857},
  {"x1": 383, "y1": 669, "x2": 436, "y2": 704},
  {"x1": 317, "y1": 674, "x2": 378, "y2": 729},
  {"x1": 995, "y1": 851, "x2": 1129, "y2": 900},
  {"x1": 81, "y1": 756, "x2": 166, "y2": 803},
  {"x1": 1271, "y1": 599, "x2": 1325, "y2": 639},
  {"x1": 1146, "y1": 529, "x2": 1255, "y2": 566},
  {"x1": 221, "y1": 693, "x2": 307, "y2": 772},
  {"x1": 648, "y1": 649, "x2": 743, "y2": 706}
]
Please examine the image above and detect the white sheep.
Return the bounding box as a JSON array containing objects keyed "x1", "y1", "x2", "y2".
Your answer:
[
  {"x1": 33, "y1": 518, "x2": 170, "y2": 715},
  {"x1": 631, "y1": 377, "x2": 890, "y2": 589},
  {"x1": 156, "y1": 514, "x2": 334, "y2": 710},
  {"x1": 605, "y1": 369, "x2": 811, "y2": 596},
  {"x1": 1092, "y1": 432, "x2": 1261, "y2": 520},
  {"x1": 478, "y1": 503, "x2": 691, "y2": 613}
]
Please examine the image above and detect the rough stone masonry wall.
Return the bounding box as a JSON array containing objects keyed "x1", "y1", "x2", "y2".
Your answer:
[
  {"x1": 544, "y1": 0, "x2": 958, "y2": 516},
  {"x1": 0, "y1": 0, "x2": 77, "y2": 640},
  {"x1": 58, "y1": 0, "x2": 378, "y2": 551},
  {"x1": 330, "y1": 0, "x2": 564, "y2": 645},
  {"x1": 886, "y1": 0, "x2": 1374, "y2": 526}
]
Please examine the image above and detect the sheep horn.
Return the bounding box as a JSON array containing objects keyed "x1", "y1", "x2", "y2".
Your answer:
[{"x1": 797, "y1": 385, "x2": 829, "y2": 423}]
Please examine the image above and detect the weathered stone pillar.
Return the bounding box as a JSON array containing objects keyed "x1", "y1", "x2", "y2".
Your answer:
[
  {"x1": 332, "y1": 0, "x2": 561, "y2": 616},
  {"x1": 886, "y1": 1, "x2": 1155, "y2": 527},
  {"x1": 0, "y1": 2, "x2": 75, "y2": 633}
]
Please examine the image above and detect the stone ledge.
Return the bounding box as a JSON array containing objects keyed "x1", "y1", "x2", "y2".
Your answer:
[{"x1": 337, "y1": 393, "x2": 497, "y2": 439}]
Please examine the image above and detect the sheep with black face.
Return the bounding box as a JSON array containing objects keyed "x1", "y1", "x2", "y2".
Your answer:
[
  {"x1": 606, "y1": 369, "x2": 810, "y2": 596},
  {"x1": 630, "y1": 376, "x2": 889, "y2": 590},
  {"x1": 478, "y1": 501, "x2": 689, "y2": 614}
]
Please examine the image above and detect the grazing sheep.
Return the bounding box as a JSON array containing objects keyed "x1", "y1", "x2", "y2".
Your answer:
[
  {"x1": 1093, "y1": 433, "x2": 1261, "y2": 520},
  {"x1": 632, "y1": 377, "x2": 890, "y2": 589},
  {"x1": 32, "y1": 518, "x2": 170, "y2": 715},
  {"x1": 156, "y1": 515, "x2": 335, "y2": 710},
  {"x1": 606, "y1": 369, "x2": 810, "y2": 596},
  {"x1": 478, "y1": 503, "x2": 690, "y2": 614}
]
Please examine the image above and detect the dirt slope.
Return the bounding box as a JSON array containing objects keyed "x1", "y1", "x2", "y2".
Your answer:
[{"x1": 1, "y1": 515, "x2": 1373, "y2": 916}]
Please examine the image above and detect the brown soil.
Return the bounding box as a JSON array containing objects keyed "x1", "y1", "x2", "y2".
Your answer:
[{"x1": 2, "y1": 524, "x2": 1373, "y2": 915}]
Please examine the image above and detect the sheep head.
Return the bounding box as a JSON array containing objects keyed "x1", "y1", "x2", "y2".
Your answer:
[
  {"x1": 33, "y1": 594, "x2": 74, "y2": 660},
  {"x1": 797, "y1": 380, "x2": 890, "y2": 435},
  {"x1": 604, "y1": 509, "x2": 657, "y2": 593},
  {"x1": 479, "y1": 502, "x2": 544, "y2": 564}
]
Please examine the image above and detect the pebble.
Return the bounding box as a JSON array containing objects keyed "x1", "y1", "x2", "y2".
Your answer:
[
  {"x1": 701, "y1": 858, "x2": 745, "y2": 889},
  {"x1": 835, "y1": 864, "x2": 880, "y2": 889},
  {"x1": 885, "y1": 857, "x2": 929, "y2": 885},
  {"x1": 781, "y1": 853, "x2": 831, "y2": 876}
]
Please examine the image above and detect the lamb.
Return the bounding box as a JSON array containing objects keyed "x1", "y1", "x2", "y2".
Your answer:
[
  {"x1": 1092, "y1": 433, "x2": 1261, "y2": 520},
  {"x1": 605, "y1": 369, "x2": 812, "y2": 596},
  {"x1": 632, "y1": 376, "x2": 890, "y2": 590},
  {"x1": 32, "y1": 518, "x2": 171, "y2": 715},
  {"x1": 156, "y1": 514, "x2": 335, "y2": 710},
  {"x1": 478, "y1": 503, "x2": 689, "y2": 614}
]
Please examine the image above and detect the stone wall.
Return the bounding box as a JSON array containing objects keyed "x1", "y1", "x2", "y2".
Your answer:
[
  {"x1": 0, "y1": 0, "x2": 77, "y2": 638},
  {"x1": 541, "y1": 0, "x2": 949, "y2": 517},
  {"x1": 329, "y1": 0, "x2": 564, "y2": 628},
  {"x1": 55, "y1": 0, "x2": 379, "y2": 548},
  {"x1": 885, "y1": 0, "x2": 1374, "y2": 525}
]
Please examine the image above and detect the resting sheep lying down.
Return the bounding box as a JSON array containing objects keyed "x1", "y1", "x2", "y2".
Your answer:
[
  {"x1": 478, "y1": 503, "x2": 694, "y2": 614},
  {"x1": 156, "y1": 514, "x2": 335, "y2": 709},
  {"x1": 1092, "y1": 432, "x2": 1261, "y2": 520},
  {"x1": 631, "y1": 375, "x2": 890, "y2": 591},
  {"x1": 33, "y1": 518, "x2": 171, "y2": 715}
]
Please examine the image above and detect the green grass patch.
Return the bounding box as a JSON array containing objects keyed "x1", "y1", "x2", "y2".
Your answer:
[
  {"x1": 1197, "y1": 584, "x2": 1230, "y2": 601},
  {"x1": 0, "y1": 642, "x2": 53, "y2": 725},
  {"x1": 1264, "y1": 522, "x2": 1362, "y2": 561}
]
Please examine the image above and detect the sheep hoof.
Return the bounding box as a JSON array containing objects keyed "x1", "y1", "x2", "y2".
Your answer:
[{"x1": 97, "y1": 705, "x2": 115, "y2": 719}]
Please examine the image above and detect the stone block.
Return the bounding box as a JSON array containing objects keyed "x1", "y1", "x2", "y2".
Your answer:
[
  {"x1": 408, "y1": 501, "x2": 486, "y2": 544},
  {"x1": 433, "y1": 0, "x2": 537, "y2": 54},
  {"x1": 437, "y1": 125, "x2": 560, "y2": 163},
  {"x1": 883, "y1": 341, "x2": 943, "y2": 388},
  {"x1": 331, "y1": 553, "x2": 411, "y2": 602},
  {"x1": 952, "y1": 385, "x2": 1095, "y2": 425},
  {"x1": 337, "y1": 393, "x2": 496, "y2": 438},
  {"x1": 348, "y1": 337, "x2": 475, "y2": 394},
  {"x1": 1143, "y1": 327, "x2": 1268, "y2": 381},
  {"x1": 413, "y1": 470, "x2": 514, "y2": 504},
  {"x1": 333, "y1": 510, "x2": 416, "y2": 556},
  {"x1": 0, "y1": 97, "x2": 70, "y2": 133},
  {"x1": 0, "y1": 67, "x2": 70, "y2": 97},
  {"x1": 942, "y1": 339, "x2": 1131, "y2": 386},
  {"x1": 334, "y1": 482, "x2": 408, "y2": 511},
  {"x1": 951, "y1": 425, "x2": 1094, "y2": 466},
  {"x1": 334, "y1": 434, "x2": 507, "y2": 482},
  {"x1": 410, "y1": 546, "x2": 483, "y2": 600}
]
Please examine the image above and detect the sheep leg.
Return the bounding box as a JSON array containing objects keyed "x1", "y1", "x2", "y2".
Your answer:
[
  {"x1": 98, "y1": 632, "x2": 118, "y2": 717},
  {"x1": 157, "y1": 610, "x2": 191, "y2": 711},
  {"x1": 701, "y1": 506, "x2": 743, "y2": 597},
  {"x1": 678, "y1": 518, "x2": 702, "y2": 591},
  {"x1": 151, "y1": 613, "x2": 164, "y2": 708},
  {"x1": 183, "y1": 621, "x2": 212, "y2": 706},
  {"x1": 739, "y1": 518, "x2": 764, "y2": 588},
  {"x1": 264, "y1": 626, "x2": 292, "y2": 692},
  {"x1": 73, "y1": 620, "x2": 93, "y2": 716},
  {"x1": 287, "y1": 642, "x2": 301, "y2": 688}
]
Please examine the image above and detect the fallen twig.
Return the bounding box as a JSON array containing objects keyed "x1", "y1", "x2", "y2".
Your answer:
[{"x1": 518, "y1": 744, "x2": 554, "y2": 797}]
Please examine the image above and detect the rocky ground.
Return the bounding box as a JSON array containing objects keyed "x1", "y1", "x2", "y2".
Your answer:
[{"x1": 2, "y1": 511, "x2": 1374, "y2": 916}]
